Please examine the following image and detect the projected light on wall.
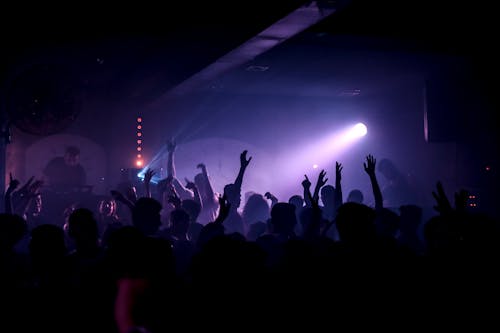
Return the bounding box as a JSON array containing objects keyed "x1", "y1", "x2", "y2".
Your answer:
[{"x1": 275, "y1": 122, "x2": 368, "y2": 194}]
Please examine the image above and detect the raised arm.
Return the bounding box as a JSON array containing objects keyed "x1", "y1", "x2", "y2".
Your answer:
[
  {"x1": 10, "y1": 176, "x2": 43, "y2": 217},
  {"x1": 334, "y1": 161, "x2": 343, "y2": 211},
  {"x1": 111, "y1": 190, "x2": 135, "y2": 213},
  {"x1": 303, "y1": 174, "x2": 323, "y2": 240},
  {"x1": 364, "y1": 154, "x2": 383, "y2": 211},
  {"x1": 431, "y1": 181, "x2": 469, "y2": 216},
  {"x1": 197, "y1": 163, "x2": 216, "y2": 201},
  {"x1": 264, "y1": 192, "x2": 279, "y2": 208},
  {"x1": 143, "y1": 168, "x2": 155, "y2": 198},
  {"x1": 234, "y1": 150, "x2": 252, "y2": 190},
  {"x1": 312, "y1": 169, "x2": 327, "y2": 203},
  {"x1": 4, "y1": 173, "x2": 20, "y2": 214},
  {"x1": 167, "y1": 185, "x2": 182, "y2": 210},
  {"x1": 302, "y1": 174, "x2": 312, "y2": 207},
  {"x1": 214, "y1": 194, "x2": 231, "y2": 225},
  {"x1": 166, "y1": 139, "x2": 193, "y2": 198},
  {"x1": 185, "y1": 177, "x2": 202, "y2": 208}
]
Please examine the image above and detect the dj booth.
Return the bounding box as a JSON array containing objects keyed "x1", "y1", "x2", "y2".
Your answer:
[{"x1": 41, "y1": 185, "x2": 105, "y2": 227}]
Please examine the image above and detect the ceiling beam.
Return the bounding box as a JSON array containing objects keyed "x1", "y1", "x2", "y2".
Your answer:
[{"x1": 150, "y1": 1, "x2": 337, "y2": 107}]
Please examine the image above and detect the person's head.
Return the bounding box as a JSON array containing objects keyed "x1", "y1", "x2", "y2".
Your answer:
[
  {"x1": 0, "y1": 213, "x2": 27, "y2": 251},
  {"x1": 169, "y1": 209, "x2": 190, "y2": 237},
  {"x1": 347, "y1": 189, "x2": 364, "y2": 204},
  {"x1": 64, "y1": 146, "x2": 80, "y2": 167},
  {"x1": 224, "y1": 183, "x2": 241, "y2": 209},
  {"x1": 67, "y1": 208, "x2": 99, "y2": 246},
  {"x1": 336, "y1": 202, "x2": 376, "y2": 244},
  {"x1": 270, "y1": 202, "x2": 297, "y2": 235},
  {"x1": 378, "y1": 158, "x2": 399, "y2": 181},
  {"x1": 320, "y1": 185, "x2": 335, "y2": 207},
  {"x1": 181, "y1": 199, "x2": 201, "y2": 222},
  {"x1": 288, "y1": 195, "x2": 304, "y2": 215},
  {"x1": 242, "y1": 193, "x2": 270, "y2": 225},
  {"x1": 132, "y1": 197, "x2": 162, "y2": 236}
]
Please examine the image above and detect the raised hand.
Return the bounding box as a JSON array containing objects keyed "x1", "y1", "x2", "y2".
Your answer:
[
  {"x1": 316, "y1": 169, "x2": 328, "y2": 188},
  {"x1": 363, "y1": 154, "x2": 376, "y2": 177},
  {"x1": 185, "y1": 177, "x2": 197, "y2": 190},
  {"x1": 196, "y1": 163, "x2": 207, "y2": 173},
  {"x1": 214, "y1": 194, "x2": 231, "y2": 224},
  {"x1": 264, "y1": 191, "x2": 278, "y2": 207},
  {"x1": 234, "y1": 150, "x2": 252, "y2": 191},
  {"x1": 17, "y1": 176, "x2": 34, "y2": 194},
  {"x1": 336, "y1": 162, "x2": 343, "y2": 181},
  {"x1": 110, "y1": 189, "x2": 135, "y2": 215},
  {"x1": 144, "y1": 168, "x2": 155, "y2": 184},
  {"x1": 5, "y1": 173, "x2": 21, "y2": 214},
  {"x1": 143, "y1": 169, "x2": 155, "y2": 198},
  {"x1": 432, "y1": 181, "x2": 452, "y2": 215},
  {"x1": 27, "y1": 179, "x2": 44, "y2": 197},
  {"x1": 313, "y1": 169, "x2": 327, "y2": 203},
  {"x1": 8, "y1": 172, "x2": 20, "y2": 192},
  {"x1": 302, "y1": 174, "x2": 311, "y2": 189},
  {"x1": 240, "y1": 150, "x2": 252, "y2": 168}
]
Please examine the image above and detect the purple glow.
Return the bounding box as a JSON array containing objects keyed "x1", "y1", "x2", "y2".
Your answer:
[{"x1": 270, "y1": 122, "x2": 368, "y2": 199}]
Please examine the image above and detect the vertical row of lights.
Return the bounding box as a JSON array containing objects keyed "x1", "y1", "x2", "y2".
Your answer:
[
  {"x1": 468, "y1": 194, "x2": 477, "y2": 208},
  {"x1": 136, "y1": 117, "x2": 143, "y2": 167}
]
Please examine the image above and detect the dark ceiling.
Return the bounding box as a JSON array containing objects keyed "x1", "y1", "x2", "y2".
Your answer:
[
  {"x1": 2, "y1": 0, "x2": 498, "y2": 101},
  {"x1": 1, "y1": 0, "x2": 498, "y2": 138}
]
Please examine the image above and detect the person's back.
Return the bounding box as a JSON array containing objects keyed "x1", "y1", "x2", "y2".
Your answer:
[{"x1": 377, "y1": 158, "x2": 417, "y2": 208}]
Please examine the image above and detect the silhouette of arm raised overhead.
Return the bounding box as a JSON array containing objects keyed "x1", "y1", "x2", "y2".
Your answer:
[
  {"x1": 214, "y1": 194, "x2": 231, "y2": 225},
  {"x1": 143, "y1": 168, "x2": 155, "y2": 199},
  {"x1": 302, "y1": 174, "x2": 312, "y2": 207},
  {"x1": 197, "y1": 163, "x2": 216, "y2": 202},
  {"x1": 166, "y1": 138, "x2": 193, "y2": 199},
  {"x1": 111, "y1": 189, "x2": 135, "y2": 213},
  {"x1": 313, "y1": 169, "x2": 328, "y2": 204},
  {"x1": 432, "y1": 181, "x2": 469, "y2": 215},
  {"x1": 185, "y1": 177, "x2": 202, "y2": 208},
  {"x1": 264, "y1": 191, "x2": 278, "y2": 208},
  {"x1": 334, "y1": 161, "x2": 343, "y2": 211},
  {"x1": 4, "y1": 173, "x2": 20, "y2": 214},
  {"x1": 234, "y1": 150, "x2": 252, "y2": 190},
  {"x1": 364, "y1": 154, "x2": 383, "y2": 211},
  {"x1": 303, "y1": 174, "x2": 322, "y2": 240},
  {"x1": 10, "y1": 175, "x2": 43, "y2": 217}
]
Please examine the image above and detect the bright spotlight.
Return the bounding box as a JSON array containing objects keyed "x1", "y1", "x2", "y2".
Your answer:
[
  {"x1": 352, "y1": 123, "x2": 367, "y2": 137},
  {"x1": 313, "y1": 164, "x2": 318, "y2": 169}
]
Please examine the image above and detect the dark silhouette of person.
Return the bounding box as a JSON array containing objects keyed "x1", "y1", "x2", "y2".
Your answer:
[
  {"x1": 377, "y1": 158, "x2": 417, "y2": 209},
  {"x1": 43, "y1": 146, "x2": 87, "y2": 192}
]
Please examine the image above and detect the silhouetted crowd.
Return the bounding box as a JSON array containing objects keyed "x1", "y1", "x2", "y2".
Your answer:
[{"x1": 2, "y1": 143, "x2": 499, "y2": 332}]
